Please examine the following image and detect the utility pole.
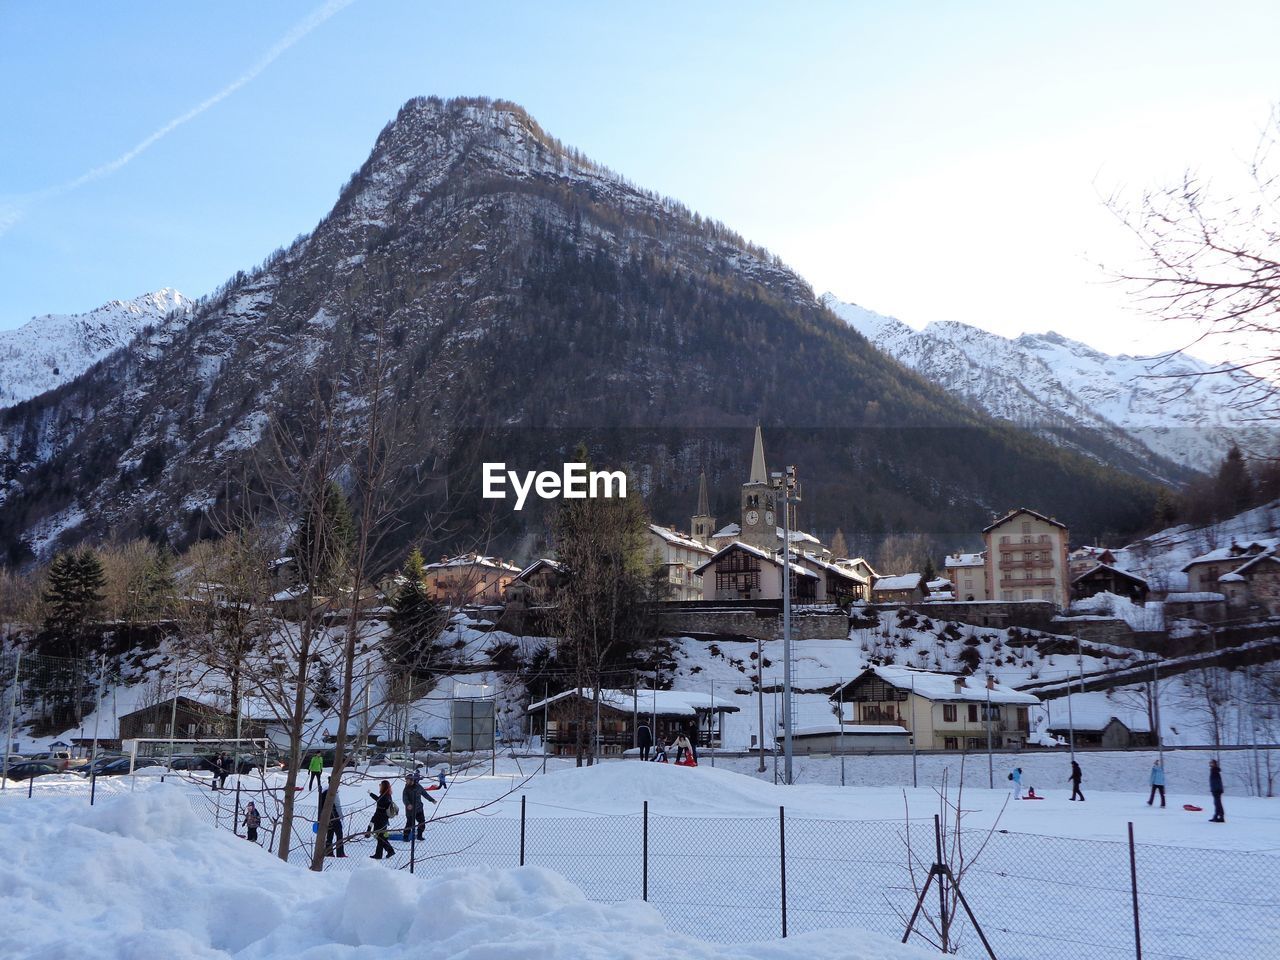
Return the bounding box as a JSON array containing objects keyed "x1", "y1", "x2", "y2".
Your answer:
[
  {"x1": 910, "y1": 672, "x2": 918, "y2": 789},
  {"x1": 756, "y1": 637, "x2": 766, "y2": 773},
  {"x1": 985, "y1": 680, "x2": 993, "y2": 789},
  {"x1": 777, "y1": 464, "x2": 800, "y2": 785},
  {"x1": 2, "y1": 650, "x2": 21, "y2": 790}
]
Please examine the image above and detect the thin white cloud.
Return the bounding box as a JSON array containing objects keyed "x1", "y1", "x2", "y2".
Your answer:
[{"x1": 0, "y1": 0, "x2": 357, "y2": 236}]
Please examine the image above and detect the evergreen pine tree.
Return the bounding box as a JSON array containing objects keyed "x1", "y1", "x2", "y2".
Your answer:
[
  {"x1": 921, "y1": 556, "x2": 937, "y2": 584},
  {"x1": 387, "y1": 548, "x2": 445, "y2": 678},
  {"x1": 291, "y1": 481, "x2": 355, "y2": 590},
  {"x1": 1153, "y1": 488, "x2": 1178, "y2": 527},
  {"x1": 1216, "y1": 444, "x2": 1254, "y2": 518}
]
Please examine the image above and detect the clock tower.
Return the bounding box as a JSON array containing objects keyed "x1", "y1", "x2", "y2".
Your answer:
[{"x1": 740, "y1": 424, "x2": 776, "y2": 550}]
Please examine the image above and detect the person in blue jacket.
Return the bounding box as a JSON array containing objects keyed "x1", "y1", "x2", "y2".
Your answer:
[
  {"x1": 1209, "y1": 759, "x2": 1225, "y2": 823},
  {"x1": 1147, "y1": 759, "x2": 1166, "y2": 807}
]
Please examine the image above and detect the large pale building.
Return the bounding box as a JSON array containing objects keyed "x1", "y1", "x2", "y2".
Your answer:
[
  {"x1": 832, "y1": 666, "x2": 1040, "y2": 751},
  {"x1": 982, "y1": 508, "x2": 1070, "y2": 607},
  {"x1": 647, "y1": 523, "x2": 716, "y2": 600}
]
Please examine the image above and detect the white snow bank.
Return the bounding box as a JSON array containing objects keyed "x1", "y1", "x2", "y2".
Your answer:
[{"x1": 0, "y1": 785, "x2": 934, "y2": 959}]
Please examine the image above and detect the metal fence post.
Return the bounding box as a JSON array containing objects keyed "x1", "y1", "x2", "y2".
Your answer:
[
  {"x1": 1128, "y1": 821, "x2": 1143, "y2": 960},
  {"x1": 520, "y1": 794, "x2": 527, "y2": 867},
  {"x1": 410, "y1": 818, "x2": 417, "y2": 875},
  {"x1": 935, "y1": 813, "x2": 949, "y2": 952},
  {"x1": 779, "y1": 805, "x2": 788, "y2": 938},
  {"x1": 642, "y1": 800, "x2": 649, "y2": 901}
]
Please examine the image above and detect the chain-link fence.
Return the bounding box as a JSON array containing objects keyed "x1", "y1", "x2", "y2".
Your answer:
[{"x1": 178, "y1": 782, "x2": 1280, "y2": 960}]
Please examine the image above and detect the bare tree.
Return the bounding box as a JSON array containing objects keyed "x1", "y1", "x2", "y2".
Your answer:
[{"x1": 1112, "y1": 109, "x2": 1280, "y2": 418}]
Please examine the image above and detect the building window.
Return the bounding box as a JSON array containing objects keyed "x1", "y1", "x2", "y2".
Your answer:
[
  {"x1": 1002, "y1": 591, "x2": 1012, "y2": 601},
  {"x1": 982, "y1": 705, "x2": 1002, "y2": 721},
  {"x1": 964, "y1": 580, "x2": 973, "y2": 590},
  {"x1": 1042, "y1": 590, "x2": 1053, "y2": 600},
  {"x1": 944, "y1": 737, "x2": 958, "y2": 750},
  {"x1": 1022, "y1": 590, "x2": 1032, "y2": 600},
  {"x1": 1022, "y1": 521, "x2": 1032, "y2": 533},
  {"x1": 967, "y1": 704, "x2": 978, "y2": 722},
  {"x1": 943, "y1": 704, "x2": 957, "y2": 723},
  {"x1": 967, "y1": 738, "x2": 982, "y2": 749}
]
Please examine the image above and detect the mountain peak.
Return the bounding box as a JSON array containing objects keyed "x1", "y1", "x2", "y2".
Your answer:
[{"x1": 0, "y1": 289, "x2": 190, "y2": 409}]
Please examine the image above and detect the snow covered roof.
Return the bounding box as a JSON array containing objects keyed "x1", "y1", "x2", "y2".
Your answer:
[
  {"x1": 693, "y1": 541, "x2": 818, "y2": 577},
  {"x1": 944, "y1": 553, "x2": 985, "y2": 568},
  {"x1": 798, "y1": 552, "x2": 866, "y2": 583},
  {"x1": 1045, "y1": 708, "x2": 1151, "y2": 734},
  {"x1": 927, "y1": 578, "x2": 953, "y2": 590},
  {"x1": 649, "y1": 524, "x2": 715, "y2": 554},
  {"x1": 835, "y1": 666, "x2": 1040, "y2": 705},
  {"x1": 982, "y1": 507, "x2": 1067, "y2": 534},
  {"x1": 872, "y1": 573, "x2": 923, "y2": 592},
  {"x1": 786, "y1": 724, "x2": 908, "y2": 738},
  {"x1": 1165, "y1": 591, "x2": 1226, "y2": 602},
  {"x1": 780, "y1": 527, "x2": 822, "y2": 545},
  {"x1": 424, "y1": 554, "x2": 522, "y2": 573},
  {"x1": 526, "y1": 688, "x2": 740, "y2": 716},
  {"x1": 1182, "y1": 539, "x2": 1280, "y2": 571},
  {"x1": 1072, "y1": 562, "x2": 1148, "y2": 586},
  {"x1": 1227, "y1": 552, "x2": 1280, "y2": 577},
  {"x1": 514, "y1": 558, "x2": 566, "y2": 581},
  {"x1": 712, "y1": 523, "x2": 740, "y2": 538}
]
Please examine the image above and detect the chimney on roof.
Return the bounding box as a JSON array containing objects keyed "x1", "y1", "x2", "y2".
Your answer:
[
  {"x1": 986, "y1": 674, "x2": 995, "y2": 690},
  {"x1": 953, "y1": 677, "x2": 964, "y2": 693},
  {"x1": 440, "y1": 555, "x2": 448, "y2": 564}
]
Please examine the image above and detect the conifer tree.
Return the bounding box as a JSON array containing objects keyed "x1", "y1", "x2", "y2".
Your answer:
[
  {"x1": 386, "y1": 548, "x2": 445, "y2": 678},
  {"x1": 290, "y1": 481, "x2": 355, "y2": 591}
]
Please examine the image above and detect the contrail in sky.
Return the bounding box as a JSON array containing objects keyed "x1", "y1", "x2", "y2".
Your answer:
[{"x1": 0, "y1": 0, "x2": 357, "y2": 236}]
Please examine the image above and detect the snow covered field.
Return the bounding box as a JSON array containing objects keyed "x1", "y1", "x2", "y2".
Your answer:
[{"x1": 5, "y1": 757, "x2": 1277, "y2": 959}]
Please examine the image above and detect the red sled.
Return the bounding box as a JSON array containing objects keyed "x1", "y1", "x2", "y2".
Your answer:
[
  {"x1": 676, "y1": 757, "x2": 698, "y2": 767},
  {"x1": 425, "y1": 784, "x2": 442, "y2": 791},
  {"x1": 1183, "y1": 804, "x2": 1203, "y2": 812},
  {"x1": 1021, "y1": 794, "x2": 1045, "y2": 800}
]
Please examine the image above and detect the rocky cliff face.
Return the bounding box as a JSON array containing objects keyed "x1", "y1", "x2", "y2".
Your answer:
[{"x1": 0, "y1": 97, "x2": 1162, "y2": 564}]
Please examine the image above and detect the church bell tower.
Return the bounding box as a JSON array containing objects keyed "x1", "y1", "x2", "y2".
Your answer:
[
  {"x1": 691, "y1": 471, "x2": 716, "y2": 544},
  {"x1": 740, "y1": 424, "x2": 776, "y2": 550}
]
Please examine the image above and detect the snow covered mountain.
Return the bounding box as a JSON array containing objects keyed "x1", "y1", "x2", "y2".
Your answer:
[
  {"x1": 823, "y1": 295, "x2": 1274, "y2": 474},
  {"x1": 0, "y1": 98, "x2": 1160, "y2": 560},
  {"x1": 0, "y1": 289, "x2": 190, "y2": 409}
]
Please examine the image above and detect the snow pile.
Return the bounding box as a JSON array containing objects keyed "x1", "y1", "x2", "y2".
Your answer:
[
  {"x1": 0, "y1": 785, "x2": 934, "y2": 959},
  {"x1": 1069, "y1": 592, "x2": 1166, "y2": 630}
]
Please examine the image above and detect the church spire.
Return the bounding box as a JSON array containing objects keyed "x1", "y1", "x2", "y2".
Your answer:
[
  {"x1": 748, "y1": 423, "x2": 768, "y2": 484},
  {"x1": 696, "y1": 471, "x2": 710, "y2": 516}
]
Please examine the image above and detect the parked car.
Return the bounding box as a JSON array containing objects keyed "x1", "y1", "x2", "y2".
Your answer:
[
  {"x1": 372, "y1": 751, "x2": 423, "y2": 771},
  {"x1": 82, "y1": 754, "x2": 127, "y2": 776},
  {"x1": 94, "y1": 757, "x2": 162, "y2": 777},
  {"x1": 4, "y1": 760, "x2": 64, "y2": 781},
  {"x1": 165, "y1": 755, "x2": 208, "y2": 772}
]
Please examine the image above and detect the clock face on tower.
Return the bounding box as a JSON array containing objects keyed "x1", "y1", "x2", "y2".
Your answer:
[
  {"x1": 745, "y1": 510, "x2": 760, "y2": 526},
  {"x1": 765, "y1": 510, "x2": 775, "y2": 526}
]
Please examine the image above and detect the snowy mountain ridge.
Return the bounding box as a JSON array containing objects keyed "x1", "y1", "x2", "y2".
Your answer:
[
  {"x1": 823, "y1": 294, "x2": 1275, "y2": 474},
  {"x1": 0, "y1": 289, "x2": 190, "y2": 409}
]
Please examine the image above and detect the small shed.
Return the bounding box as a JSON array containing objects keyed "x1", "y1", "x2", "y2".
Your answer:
[
  {"x1": 527, "y1": 688, "x2": 740, "y2": 757},
  {"x1": 781, "y1": 723, "x2": 911, "y2": 753},
  {"x1": 118, "y1": 697, "x2": 238, "y2": 741},
  {"x1": 1045, "y1": 714, "x2": 1153, "y2": 749}
]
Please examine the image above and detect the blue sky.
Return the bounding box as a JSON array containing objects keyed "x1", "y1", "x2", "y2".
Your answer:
[{"x1": 1, "y1": 1, "x2": 1277, "y2": 355}]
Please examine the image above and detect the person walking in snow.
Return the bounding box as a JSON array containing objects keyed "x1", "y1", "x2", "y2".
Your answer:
[
  {"x1": 1147, "y1": 760, "x2": 1166, "y2": 808},
  {"x1": 436, "y1": 767, "x2": 448, "y2": 790},
  {"x1": 319, "y1": 786, "x2": 346, "y2": 857},
  {"x1": 307, "y1": 753, "x2": 324, "y2": 791},
  {"x1": 369, "y1": 779, "x2": 397, "y2": 859},
  {"x1": 1009, "y1": 767, "x2": 1023, "y2": 799},
  {"x1": 217, "y1": 752, "x2": 231, "y2": 791},
  {"x1": 1209, "y1": 759, "x2": 1226, "y2": 823},
  {"x1": 1068, "y1": 760, "x2": 1085, "y2": 801},
  {"x1": 243, "y1": 801, "x2": 261, "y2": 844},
  {"x1": 636, "y1": 722, "x2": 653, "y2": 761},
  {"x1": 401, "y1": 772, "x2": 435, "y2": 841}
]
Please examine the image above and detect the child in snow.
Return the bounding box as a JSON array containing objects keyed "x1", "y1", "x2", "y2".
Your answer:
[
  {"x1": 1148, "y1": 760, "x2": 1166, "y2": 808},
  {"x1": 1009, "y1": 767, "x2": 1023, "y2": 799},
  {"x1": 307, "y1": 753, "x2": 323, "y2": 791},
  {"x1": 243, "y1": 801, "x2": 261, "y2": 843},
  {"x1": 319, "y1": 787, "x2": 346, "y2": 857},
  {"x1": 673, "y1": 734, "x2": 694, "y2": 764}
]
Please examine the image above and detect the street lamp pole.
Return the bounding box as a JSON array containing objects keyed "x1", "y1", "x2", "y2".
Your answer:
[
  {"x1": 778, "y1": 465, "x2": 799, "y2": 785},
  {"x1": 756, "y1": 637, "x2": 766, "y2": 773}
]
